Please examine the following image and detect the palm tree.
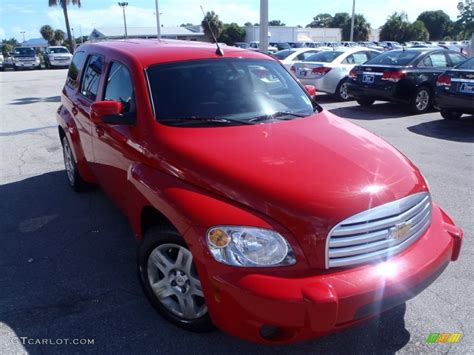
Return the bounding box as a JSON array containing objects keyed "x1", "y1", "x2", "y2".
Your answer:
[
  {"x1": 40, "y1": 25, "x2": 54, "y2": 45},
  {"x1": 201, "y1": 11, "x2": 223, "y2": 42},
  {"x1": 54, "y1": 29, "x2": 66, "y2": 45},
  {"x1": 48, "y1": 0, "x2": 81, "y2": 52}
]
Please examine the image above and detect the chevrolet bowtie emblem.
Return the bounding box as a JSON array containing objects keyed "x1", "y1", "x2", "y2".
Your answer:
[{"x1": 388, "y1": 222, "x2": 412, "y2": 241}]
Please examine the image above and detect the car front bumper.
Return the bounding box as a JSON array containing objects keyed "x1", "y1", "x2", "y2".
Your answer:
[
  {"x1": 49, "y1": 60, "x2": 71, "y2": 67},
  {"x1": 187, "y1": 203, "x2": 463, "y2": 344}
]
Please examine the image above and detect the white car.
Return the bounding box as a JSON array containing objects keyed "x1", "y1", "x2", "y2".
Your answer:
[
  {"x1": 44, "y1": 46, "x2": 73, "y2": 69},
  {"x1": 248, "y1": 41, "x2": 278, "y2": 54},
  {"x1": 274, "y1": 47, "x2": 331, "y2": 71},
  {"x1": 292, "y1": 47, "x2": 381, "y2": 101}
]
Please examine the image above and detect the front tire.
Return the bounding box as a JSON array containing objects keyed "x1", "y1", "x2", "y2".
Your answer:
[
  {"x1": 61, "y1": 136, "x2": 85, "y2": 192},
  {"x1": 440, "y1": 109, "x2": 462, "y2": 120},
  {"x1": 411, "y1": 86, "x2": 432, "y2": 114},
  {"x1": 138, "y1": 227, "x2": 213, "y2": 333}
]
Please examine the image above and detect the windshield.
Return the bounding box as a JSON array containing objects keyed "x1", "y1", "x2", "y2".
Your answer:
[
  {"x1": 48, "y1": 47, "x2": 69, "y2": 54},
  {"x1": 273, "y1": 50, "x2": 295, "y2": 59},
  {"x1": 14, "y1": 47, "x2": 35, "y2": 56},
  {"x1": 304, "y1": 51, "x2": 344, "y2": 63},
  {"x1": 147, "y1": 58, "x2": 315, "y2": 126},
  {"x1": 457, "y1": 57, "x2": 474, "y2": 70},
  {"x1": 366, "y1": 50, "x2": 420, "y2": 66}
]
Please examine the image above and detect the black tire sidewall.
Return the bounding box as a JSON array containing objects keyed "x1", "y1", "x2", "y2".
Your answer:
[
  {"x1": 357, "y1": 98, "x2": 375, "y2": 106},
  {"x1": 441, "y1": 109, "x2": 462, "y2": 120},
  {"x1": 138, "y1": 227, "x2": 214, "y2": 332}
]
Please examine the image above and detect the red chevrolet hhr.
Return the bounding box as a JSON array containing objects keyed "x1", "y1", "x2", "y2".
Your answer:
[{"x1": 56, "y1": 40, "x2": 463, "y2": 343}]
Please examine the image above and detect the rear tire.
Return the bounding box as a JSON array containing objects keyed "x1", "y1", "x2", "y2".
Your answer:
[
  {"x1": 410, "y1": 86, "x2": 432, "y2": 114},
  {"x1": 440, "y1": 109, "x2": 462, "y2": 120},
  {"x1": 335, "y1": 79, "x2": 351, "y2": 101},
  {"x1": 61, "y1": 136, "x2": 85, "y2": 192},
  {"x1": 356, "y1": 98, "x2": 375, "y2": 107},
  {"x1": 138, "y1": 227, "x2": 214, "y2": 333}
]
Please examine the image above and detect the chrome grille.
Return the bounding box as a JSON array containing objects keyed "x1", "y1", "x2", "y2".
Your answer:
[{"x1": 326, "y1": 192, "x2": 432, "y2": 268}]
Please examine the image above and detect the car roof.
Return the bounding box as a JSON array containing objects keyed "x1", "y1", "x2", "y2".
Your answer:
[{"x1": 78, "y1": 39, "x2": 271, "y2": 68}]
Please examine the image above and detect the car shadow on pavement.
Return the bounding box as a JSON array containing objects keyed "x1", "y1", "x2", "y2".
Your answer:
[
  {"x1": 328, "y1": 103, "x2": 417, "y2": 120},
  {"x1": 407, "y1": 116, "x2": 474, "y2": 143},
  {"x1": 9, "y1": 96, "x2": 61, "y2": 105},
  {"x1": 0, "y1": 171, "x2": 410, "y2": 354}
]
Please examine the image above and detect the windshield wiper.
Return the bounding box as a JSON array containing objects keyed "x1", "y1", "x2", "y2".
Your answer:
[
  {"x1": 249, "y1": 111, "x2": 309, "y2": 123},
  {"x1": 161, "y1": 116, "x2": 255, "y2": 126}
]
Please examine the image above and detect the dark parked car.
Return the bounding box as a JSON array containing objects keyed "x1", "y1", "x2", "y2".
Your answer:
[
  {"x1": 269, "y1": 42, "x2": 291, "y2": 51},
  {"x1": 435, "y1": 57, "x2": 474, "y2": 120},
  {"x1": 11, "y1": 47, "x2": 41, "y2": 70},
  {"x1": 347, "y1": 48, "x2": 467, "y2": 114}
]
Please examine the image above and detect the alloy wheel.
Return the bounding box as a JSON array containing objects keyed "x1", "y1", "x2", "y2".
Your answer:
[
  {"x1": 415, "y1": 89, "x2": 430, "y2": 112},
  {"x1": 147, "y1": 244, "x2": 207, "y2": 320},
  {"x1": 62, "y1": 138, "x2": 75, "y2": 185}
]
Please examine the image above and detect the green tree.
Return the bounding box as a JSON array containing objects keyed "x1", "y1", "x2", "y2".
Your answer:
[
  {"x1": 244, "y1": 22, "x2": 252, "y2": 27},
  {"x1": 218, "y1": 23, "x2": 246, "y2": 45},
  {"x1": 268, "y1": 20, "x2": 285, "y2": 26},
  {"x1": 48, "y1": 0, "x2": 81, "y2": 53},
  {"x1": 331, "y1": 12, "x2": 351, "y2": 28},
  {"x1": 54, "y1": 29, "x2": 65, "y2": 45},
  {"x1": 306, "y1": 13, "x2": 333, "y2": 28},
  {"x1": 341, "y1": 14, "x2": 371, "y2": 41},
  {"x1": 380, "y1": 12, "x2": 411, "y2": 42},
  {"x1": 407, "y1": 20, "x2": 429, "y2": 41},
  {"x1": 40, "y1": 25, "x2": 55, "y2": 45},
  {"x1": 416, "y1": 10, "x2": 451, "y2": 40},
  {"x1": 201, "y1": 11, "x2": 223, "y2": 42},
  {"x1": 457, "y1": 1, "x2": 474, "y2": 39}
]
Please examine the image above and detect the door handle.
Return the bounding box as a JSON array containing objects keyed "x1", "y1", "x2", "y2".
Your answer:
[
  {"x1": 95, "y1": 126, "x2": 105, "y2": 137},
  {"x1": 71, "y1": 107, "x2": 78, "y2": 116}
]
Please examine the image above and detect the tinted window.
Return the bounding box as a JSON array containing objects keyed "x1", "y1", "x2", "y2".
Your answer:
[
  {"x1": 80, "y1": 55, "x2": 103, "y2": 101},
  {"x1": 274, "y1": 50, "x2": 295, "y2": 60},
  {"x1": 448, "y1": 52, "x2": 467, "y2": 66},
  {"x1": 457, "y1": 57, "x2": 474, "y2": 70},
  {"x1": 147, "y1": 58, "x2": 314, "y2": 125},
  {"x1": 297, "y1": 50, "x2": 319, "y2": 60},
  {"x1": 305, "y1": 51, "x2": 344, "y2": 63},
  {"x1": 104, "y1": 62, "x2": 135, "y2": 113},
  {"x1": 48, "y1": 47, "x2": 69, "y2": 54},
  {"x1": 366, "y1": 50, "x2": 420, "y2": 66},
  {"x1": 66, "y1": 51, "x2": 85, "y2": 88},
  {"x1": 14, "y1": 47, "x2": 35, "y2": 56}
]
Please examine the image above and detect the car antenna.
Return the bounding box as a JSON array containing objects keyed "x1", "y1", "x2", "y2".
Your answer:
[{"x1": 200, "y1": 5, "x2": 224, "y2": 56}]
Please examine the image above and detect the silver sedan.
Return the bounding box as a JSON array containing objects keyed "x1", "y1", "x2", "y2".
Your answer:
[{"x1": 292, "y1": 47, "x2": 381, "y2": 100}]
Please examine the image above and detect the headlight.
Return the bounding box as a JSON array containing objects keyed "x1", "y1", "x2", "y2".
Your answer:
[{"x1": 207, "y1": 226, "x2": 296, "y2": 267}]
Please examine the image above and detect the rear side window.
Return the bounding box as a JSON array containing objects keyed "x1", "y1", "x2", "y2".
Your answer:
[
  {"x1": 66, "y1": 51, "x2": 85, "y2": 88},
  {"x1": 296, "y1": 50, "x2": 319, "y2": 60},
  {"x1": 428, "y1": 53, "x2": 448, "y2": 67},
  {"x1": 343, "y1": 52, "x2": 368, "y2": 64},
  {"x1": 104, "y1": 62, "x2": 135, "y2": 113},
  {"x1": 80, "y1": 55, "x2": 103, "y2": 101},
  {"x1": 273, "y1": 50, "x2": 295, "y2": 60},
  {"x1": 448, "y1": 52, "x2": 467, "y2": 66}
]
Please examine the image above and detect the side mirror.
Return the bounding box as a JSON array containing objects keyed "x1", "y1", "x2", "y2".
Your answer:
[
  {"x1": 90, "y1": 101, "x2": 123, "y2": 124},
  {"x1": 304, "y1": 85, "x2": 316, "y2": 97}
]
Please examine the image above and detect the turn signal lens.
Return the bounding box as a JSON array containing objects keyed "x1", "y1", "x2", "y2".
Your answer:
[{"x1": 208, "y1": 228, "x2": 231, "y2": 248}]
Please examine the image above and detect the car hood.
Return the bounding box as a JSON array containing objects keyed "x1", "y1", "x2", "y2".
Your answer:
[{"x1": 156, "y1": 111, "x2": 427, "y2": 267}]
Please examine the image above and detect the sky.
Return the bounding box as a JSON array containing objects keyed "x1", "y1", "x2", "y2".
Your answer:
[{"x1": 0, "y1": 0, "x2": 463, "y2": 41}]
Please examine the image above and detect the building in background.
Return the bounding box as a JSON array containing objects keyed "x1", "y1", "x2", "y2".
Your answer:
[
  {"x1": 89, "y1": 26, "x2": 205, "y2": 41},
  {"x1": 20, "y1": 38, "x2": 48, "y2": 50},
  {"x1": 244, "y1": 25, "x2": 341, "y2": 43}
]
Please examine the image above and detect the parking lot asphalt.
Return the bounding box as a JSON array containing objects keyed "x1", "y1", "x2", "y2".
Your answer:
[{"x1": 0, "y1": 69, "x2": 473, "y2": 354}]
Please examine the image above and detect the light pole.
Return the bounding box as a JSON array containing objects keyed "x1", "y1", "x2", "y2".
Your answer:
[
  {"x1": 118, "y1": 2, "x2": 129, "y2": 39},
  {"x1": 155, "y1": 0, "x2": 161, "y2": 39},
  {"x1": 350, "y1": 0, "x2": 356, "y2": 42},
  {"x1": 259, "y1": 0, "x2": 268, "y2": 53},
  {"x1": 20, "y1": 31, "x2": 26, "y2": 42}
]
